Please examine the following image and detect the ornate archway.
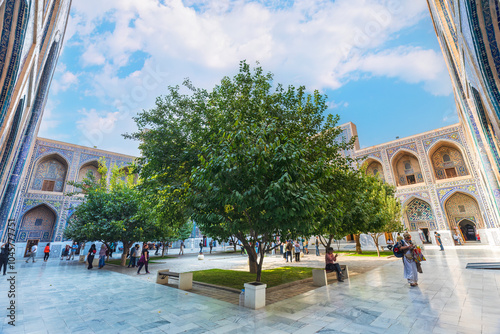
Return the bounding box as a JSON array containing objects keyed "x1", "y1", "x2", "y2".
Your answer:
[
  {"x1": 364, "y1": 159, "x2": 385, "y2": 181},
  {"x1": 429, "y1": 142, "x2": 469, "y2": 180},
  {"x1": 444, "y1": 192, "x2": 485, "y2": 230},
  {"x1": 405, "y1": 198, "x2": 436, "y2": 231},
  {"x1": 17, "y1": 204, "x2": 56, "y2": 243},
  {"x1": 31, "y1": 154, "x2": 68, "y2": 192},
  {"x1": 392, "y1": 151, "x2": 424, "y2": 186}
]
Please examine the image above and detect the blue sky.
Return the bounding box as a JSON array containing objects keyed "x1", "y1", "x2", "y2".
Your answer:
[{"x1": 40, "y1": 0, "x2": 457, "y2": 156}]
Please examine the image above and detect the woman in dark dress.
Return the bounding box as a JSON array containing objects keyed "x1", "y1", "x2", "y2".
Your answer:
[
  {"x1": 87, "y1": 244, "x2": 96, "y2": 269},
  {"x1": 137, "y1": 244, "x2": 150, "y2": 274}
]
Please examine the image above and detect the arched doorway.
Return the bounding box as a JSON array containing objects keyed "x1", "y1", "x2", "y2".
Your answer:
[
  {"x1": 17, "y1": 204, "x2": 57, "y2": 243},
  {"x1": 404, "y1": 198, "x2": 435, "y2": 238},
  {"x1": 444, "y1": 192, "x2": 485, "y2": 243},
  {"x1": 459, "y1": 219, "x2": 477, "y2": 241}
]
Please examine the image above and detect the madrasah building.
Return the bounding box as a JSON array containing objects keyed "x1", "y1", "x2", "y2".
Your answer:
[{"x1": 2, "y1": 0, "x2": 500, "y2": 252}]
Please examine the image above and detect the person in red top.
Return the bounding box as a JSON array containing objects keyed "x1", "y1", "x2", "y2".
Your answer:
[
  {"x1": 325, "y1": 247, "x2": 344, "y2": 282},
  {"x1": 43, "y1": 243, "x2": 51, "y2": 262}
]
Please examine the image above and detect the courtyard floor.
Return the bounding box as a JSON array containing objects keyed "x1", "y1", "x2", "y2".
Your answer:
[{"x1": 1, "y1": 247, "x2": 499, "y2": 333}]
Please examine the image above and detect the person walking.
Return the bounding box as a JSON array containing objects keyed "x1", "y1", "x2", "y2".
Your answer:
[
  {"x1": 98, "y1": 244, "x2": 107, "y2": 269},
  {"x1": 179, "y1": 241, "x2": 184, "y2": 255},
  {"x1": 325, "y1": 247, "x2": 344, "y2": 282},
  {"x1": 137, "y1": 244, "x2": 150, "y2": 274},
  {"x1": 69, "y1": 242, "x2": 78, "y2": 260},
  {"x1": 400, "y1": 233, "x2": 418, "y2": 287},
  {"x1": 209, "y1": 240, "x2": 213, "y2": 254},
  {"x1": 87, "y1": 244, "x2": 96, "y2": 269},
  {"x1": 315, "y1": 237, "x2": 320, "y2": 256},
  {"x1": 294, "y1": 241, "x2": 301, "y2": 262},
  {"x1": 43, "y1": 243, "x2": 51, "y2": 262},
  {"x1": 434, "y1": 232, "x2": 444, "y2": 251},
  {"x1": 26, "y1": 244, "x2": 37, "y2": 263},
  {"x1": 0, "y1": 241, "x2": 10, "y2": 275},
  {"x1": 199, "y1": 241, "x2": 203, "y2": 253},
  {"x1": 303, "y1": 239, "x2": 309, "y2": 255},
  {"x1": 286, "y1": 241, "x2": 293, "y2": 262}
]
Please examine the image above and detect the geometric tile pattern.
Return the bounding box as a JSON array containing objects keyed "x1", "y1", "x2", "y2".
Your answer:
[
  {"x1": 16, "y1": 204, "x2": 56, "y2": 242},
  {"x1": 431, "y1": 145, "x2": 469, "y2": 180},
  {"x1": 31, "y1": 157, "x2": 67, "y2": 192},
  {"x1": 445, "y1": 192, "x2": 485, "y2": 229}
]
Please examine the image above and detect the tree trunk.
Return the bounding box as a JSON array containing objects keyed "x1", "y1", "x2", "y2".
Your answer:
[
  {"x1": 121, "y1": 242, "x2": 131, "y2": 266},
  {"x1": 354, "y1": 234, "x2": 362, "y2": 254},
  {"x1": 247, "y1": 246, "x2": 258, "y2": 274},
  {"x1": 161, "y1": 241, "x2": 166, "y2": 257},
  {"x1": 374, "y1": 237, "x2": 380, "y2": 257}
]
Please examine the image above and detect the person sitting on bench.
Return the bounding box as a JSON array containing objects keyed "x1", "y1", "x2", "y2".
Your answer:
[{"x1": 325, "y1": 247, "x2": 344, "y2": 282}]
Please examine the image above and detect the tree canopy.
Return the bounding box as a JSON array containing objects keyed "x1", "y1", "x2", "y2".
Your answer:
[
  {"x1": 128, "y1": 61, "x2": 354, "y2": 281},
  {"x1": 65, "y1": 160, "x2": 153, "y2": 266}
]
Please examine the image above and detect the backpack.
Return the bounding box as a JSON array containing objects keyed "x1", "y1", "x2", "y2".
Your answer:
[{"x1": 392, "y1": 241, "x2": 404, "y2": 258}]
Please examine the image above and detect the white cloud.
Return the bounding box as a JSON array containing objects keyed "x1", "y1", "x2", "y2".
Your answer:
[
  {"x1": 346, "y1": 47, "x2": 453, "y2": 95},
  {"x1": 57, "y1": 0, "x2": 448, "y2": 154},
  {"x1": 76, "y1": 109, "x2": 121, "y2": 148},
  {"x1": 51, "y1": 63, "x2": 79, "y2": 93}
]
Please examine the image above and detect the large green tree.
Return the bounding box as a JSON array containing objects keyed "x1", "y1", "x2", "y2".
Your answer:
[
  {"x1": 128, "y1": 61, "x2": 352, "y2": 281},
  {"x1": 65, "y1": 161, "x2": 153, "y2": 266}
]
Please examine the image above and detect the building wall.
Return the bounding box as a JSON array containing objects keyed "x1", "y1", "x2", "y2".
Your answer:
[
  {"x1": 0, "y1": 0, "x2": 72, "y2": 242},
  {"x1": 341, "y1": 122, "x2": 500, "y2": 246},
  {"x1": 427, "y1": 0, "x2": 500, "y2": 245},
  {"x1": 12, "y1": 138, "x2": 135, "y2": 247}
]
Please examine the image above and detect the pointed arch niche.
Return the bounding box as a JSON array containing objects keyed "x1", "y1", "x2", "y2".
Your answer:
[
  {"x1": 364, "y1": 158, "x2": 385, "y2": 182},
  {"x1": 405, "y1": 198, "x2": 435, "y2": 231},
  {"x1": 444, "y1": 192, "x2": 485, "y2": 230},
  {"x1": 78, "y1": 160, "x2": 101, "y2": 182},
  {"x1": 31, "y1": 154, "x2": 68, "y2": 192},
  {"x1": 16, "y1": 204, "x2": 56, "y2": 242},
  {"x1": 391, "y1": 151, "x2": 424, "y2": 186},
  {"x1": 428, "y1": 141, "x2": 469, "y2": 180}
]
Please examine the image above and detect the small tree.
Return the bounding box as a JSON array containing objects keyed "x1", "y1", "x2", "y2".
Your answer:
[
  {"x1": 66, "y1": 160, "x2": 153, "y2": 266},
  {"x1": 365, "y1": 178, "x2": 402, "y2": 256}
]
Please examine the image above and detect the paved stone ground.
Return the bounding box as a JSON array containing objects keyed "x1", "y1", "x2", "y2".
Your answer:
[
  {"x1": 103, "y1": 251, "x2": 398, "y2": 305},
  {"x1": 1, "y1": 246, "x2": 499, "y2": 333}
]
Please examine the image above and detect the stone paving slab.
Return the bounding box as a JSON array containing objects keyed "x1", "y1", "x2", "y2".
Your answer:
[{"x1": 1, "y1": 247, "x2": 500, "y2": 333}]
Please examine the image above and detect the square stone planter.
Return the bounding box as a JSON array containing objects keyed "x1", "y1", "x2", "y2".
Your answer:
[{"x1": 244, "y1": 282, "x2": 267, "y2": 309}]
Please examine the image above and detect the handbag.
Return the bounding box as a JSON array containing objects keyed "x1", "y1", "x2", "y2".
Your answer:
[
  {"x1": 416, "y1": 262, "x2": 423, "y2": 273},
  {"x1": 137, "y1": 255, "x2": 145, "y2": 265}
]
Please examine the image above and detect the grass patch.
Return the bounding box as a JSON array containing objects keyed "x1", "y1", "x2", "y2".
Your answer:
[
  {"x1": 332, "y1": 250, "x2": 393, "y2": 257},
  {"x1": 191, "y1": 267, "x2": 316, "y2": 290}
]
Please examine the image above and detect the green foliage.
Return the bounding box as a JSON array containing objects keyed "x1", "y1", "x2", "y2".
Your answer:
[
  {"x1": 65, "y1": 160, "x2": 153, "y2": 266},
  {"x1": 314, "y1": 166, "x2": 401, "y2": 255},
  {"x1": 127, "y1": 61, "x2": 355, "y2": 281}
]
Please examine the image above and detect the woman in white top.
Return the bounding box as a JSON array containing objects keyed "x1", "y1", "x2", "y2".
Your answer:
[{"x1": 400, "y1": 232, "x2": 418, "y2": 287}]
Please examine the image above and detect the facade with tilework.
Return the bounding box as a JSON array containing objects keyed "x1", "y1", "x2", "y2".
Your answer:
[
  {"x1": 0, "y1": 0, "x2": 72, "y2": 242},
  {"x1": 11, "y1": 138, "x2": 135, "y2": 254},
  {"x1": 340, "y1": 122, "x2": 500, "y2": 247},
  {"x1": 425, "y1": 1, "x2": 500, "y2": 245}
]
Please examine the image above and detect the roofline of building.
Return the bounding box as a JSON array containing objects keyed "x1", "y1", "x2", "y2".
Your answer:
[
  {"x1": 338, "y1": 122, "x2": 462, "y2": 153},
  {"x1": 36, "y1": 137, "x2": 137, "y2": 160}
]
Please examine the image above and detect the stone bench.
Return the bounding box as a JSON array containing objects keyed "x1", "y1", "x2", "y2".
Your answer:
[
  {"x1": 312, "y1": 265, "x2": 348, "y2": 287},
  {"x1": 157, "y1": 269, "x2": 193, "y2": 290}
]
